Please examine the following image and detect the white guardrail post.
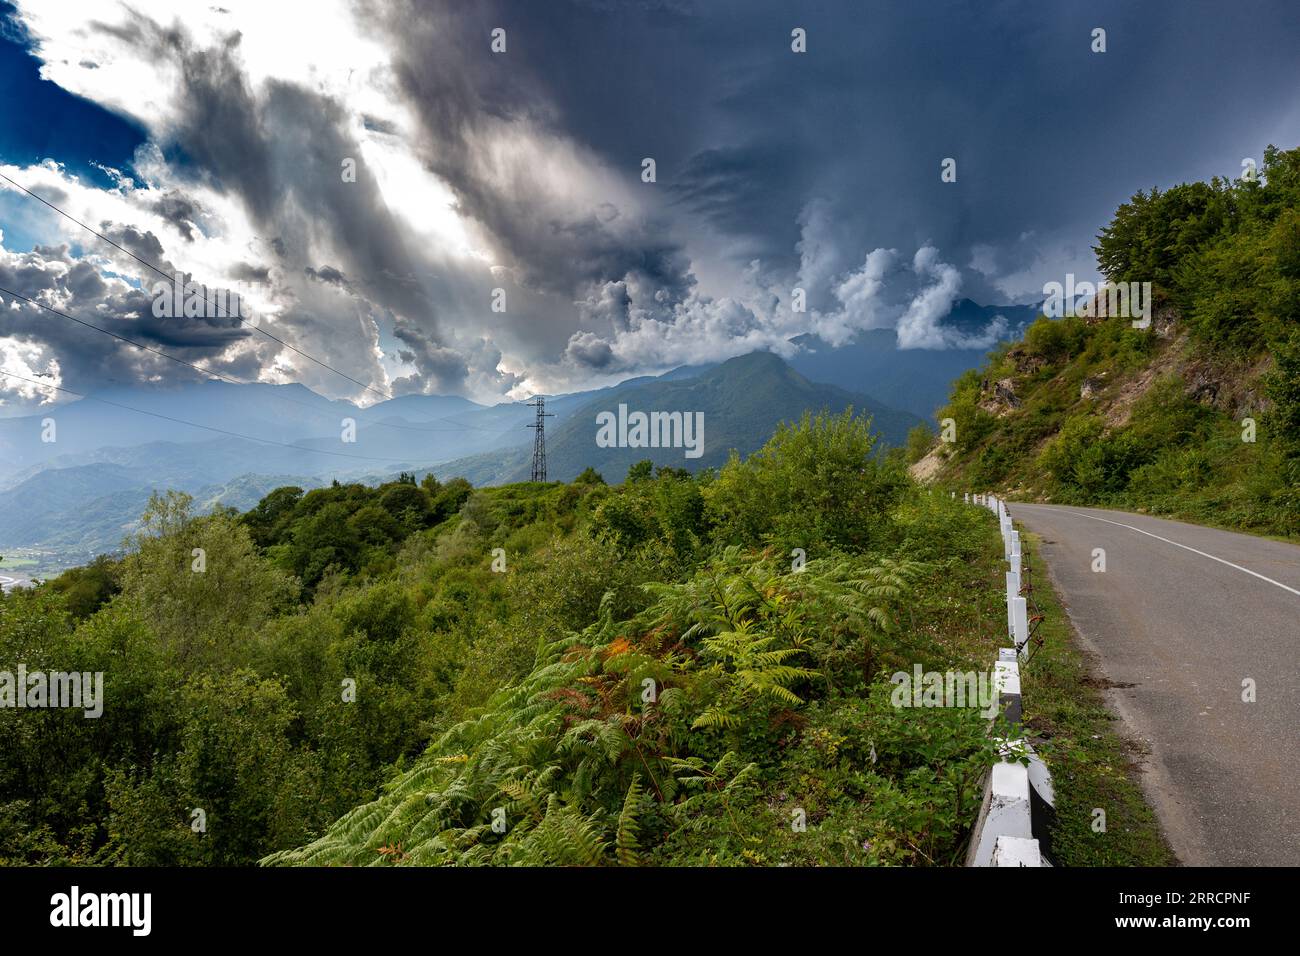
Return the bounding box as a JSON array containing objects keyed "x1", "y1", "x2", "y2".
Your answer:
[
  {"x1": 960, "y1": 492, "x2": 1056, "y2": 867},
  {"x1": 1005, "y1": 570, "x2": 1019, "y2": 639}
]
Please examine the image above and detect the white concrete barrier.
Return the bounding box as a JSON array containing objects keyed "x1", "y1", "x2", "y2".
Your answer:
[
  {"x1": 966, "y1": 724, "x2": 1056, "y2": 867},
  {"x1": 1005, "y1": 570, "x2": 1020, "y2": 637},
  {"x1": 965, "y1": 743, "x2": 1033, "y2": 866},
  {"x1": 993, "y1": 835, "x2": 1044, "y2": 867},
  {"x1": 962, "y1": 492, "x2": 1056, "y2": 867},
  {"x1": 994, "y1": 658, "x2": 1022, "y2": 726},
  {"x1": 1011, "y1": 596, "x2": 1029, "y2": 654}
]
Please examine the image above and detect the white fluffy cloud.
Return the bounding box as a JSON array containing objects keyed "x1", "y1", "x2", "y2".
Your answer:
[
  {"x1": 0, "y1": 334, "x2": 61, "y2": 405},
  {"x1": 553, "y1": 200, "x2": 1010, "y2": 386}
]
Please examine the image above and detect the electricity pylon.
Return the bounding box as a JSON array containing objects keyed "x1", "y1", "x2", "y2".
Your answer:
[{"x1": 526, "y1": 396, "x2": 554, "y2": 482}]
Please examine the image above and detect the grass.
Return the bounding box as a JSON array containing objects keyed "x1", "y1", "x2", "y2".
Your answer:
[{"x1": 1014, "y1": 530, "x2": 1177, "y2": 866}]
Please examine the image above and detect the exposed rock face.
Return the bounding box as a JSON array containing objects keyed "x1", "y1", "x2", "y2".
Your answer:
[
  {"x1": 1185, "y1": 367, "x2": 1220, "y2": 405},
  {"x1": 1183, "y1": 353, "x2": 1273, "y2": 417},
  {"x1": 979, "y1": 377, "x2": 1021, "y2": 416},
  {"x1": 908, "y1": 444, "x2": 947, "y2": 483},
  {"x1": 1153, "y1": 303, "x2": 1178, "y2": 338},
  {"x1": 928, "y1": 292, "x2": 1279, "y2": 499},
  {"x1": 1009, "y1": 347, "x2": 1047, "y2": 376}
]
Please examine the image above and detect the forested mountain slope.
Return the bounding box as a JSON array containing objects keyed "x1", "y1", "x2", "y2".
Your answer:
[{"x1": 918, "y1": 145, "x2": 1300, "y2": 539}]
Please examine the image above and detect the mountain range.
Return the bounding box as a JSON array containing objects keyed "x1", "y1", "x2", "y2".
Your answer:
[
  {"x1": 426, "y1": 352, "x2": 923, "y2": 485},
  {"x1": 1, "y1": 305, "x2": 1040, "y2": 563}
]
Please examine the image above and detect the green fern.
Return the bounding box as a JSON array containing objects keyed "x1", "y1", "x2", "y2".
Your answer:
[{"x1": 615, "y1": 774, "x2": 645, "y2": 866}]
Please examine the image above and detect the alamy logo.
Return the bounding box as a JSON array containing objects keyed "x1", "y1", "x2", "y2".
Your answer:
[
  {"x1": 151, "y1": 272, "x2": 252, "y2": 321},
  {"x1": 890, "y1": 664, "x2": 999, "y2": 719},
  {"x1": 50, "y1": 886, "x2": 151, "y2": 936},
  {"x1": 595, "y1": 404, "x2": 704, "y2": 459},
  {"x1": 0, "y1": 666, "x2": 104, "y2": 718},
  {"x1": 1042, "y1": 274, "x2": 1152, "y2": 328}
]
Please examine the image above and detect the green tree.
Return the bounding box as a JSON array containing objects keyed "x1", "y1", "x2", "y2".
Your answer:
[
  {"x1": 432, "y1": 477, "x2": 473, "y2": 522},
  {"x1": 705, "y1": 408, "x2": 907, "y2": 553},
  {"x1": 285, "y1": 501, "x2": 362, "y2": 588},
  {"x1": 242, "y1": 486, "x2": 303, "y2": 548},
  {"x1": 47, "y1": 555, "x2": 121, "y2": 620},
  {"x1": 379, "y1": 483, "x2": 428, "y2": 522},
  {"x1": 120, "y1": 491, "x2": 298, "y2": 666},
  {"x1": 905, "y1": 422, "x2": 935, "y2": 464},
  {"x1": 101, "y1": 670, "x2": 322, "y2": 866}
]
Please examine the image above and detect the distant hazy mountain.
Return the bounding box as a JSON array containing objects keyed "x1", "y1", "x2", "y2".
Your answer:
[
  {"x1": 0, "y1": 467, "x2": 321, "y2": 557},
  {"x1": 787, "y1": 299, "x2": 1041, "y2": 417},
  {"x1": 428, "y1": 352, "x2": 921, "y2": 485},
  {"x1": 0, "y1": 376, "x2": 740, "y2": 486},
  {"x1": 0, "y1": 352, "x2": 919, "y2": 556},
  {"x1": 0, "y1": 381, "x2": 494, "y2": 482}
]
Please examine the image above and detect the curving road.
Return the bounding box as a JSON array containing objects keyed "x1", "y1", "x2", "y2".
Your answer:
[{"x1": 1009, "y1": 503, "x2": 1300, "y2": 866}]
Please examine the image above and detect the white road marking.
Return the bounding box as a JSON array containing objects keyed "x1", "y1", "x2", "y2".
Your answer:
[{"x1": 1059, "y1": 510, "x2": 1300, "y2": 598}]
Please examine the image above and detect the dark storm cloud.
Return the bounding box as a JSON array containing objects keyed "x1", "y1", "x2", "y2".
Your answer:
[
  {"x1": 72, "y1": 8, "x2": 484, "y2": 395},
  {"x1": 133, "y1": 292, "x2": 250, "y2": 350},
  {"x1": 389, "y1": 323, "x2": 469, "y2": 395},
  {"x1": 383, "y1": 0, "x2": 1300, "y2": 309},
  {"x1": 564, "y1": 330, "x2": 614, "y2": 369},
  {"x1": 304, "y1": 265, "x2": 349, "y2": 288},
  {"x1": 377, "y1": 0, "x2": 701, "y2": 301},
  {"x1": 97, "y1": 222, "x2": 170, "y2": 266},
  {"x1": 0, "y1": 242, "x2": 253, "y2": 399},
  {"x1": 5, "y1": 0, "x2": 1299, "y2": 404},
  {"x1": 149, "y1": 190, "x2": 202, "y2": 241},
  {"x1": 671, "y1": 145, "x2": 808, "y2": 252},
  {"x1": 229, "y1": 262, "x2": 269, "y2": 283},
  {"x1": 361, "y1": 115, "x2": 398, "y2": 135}
]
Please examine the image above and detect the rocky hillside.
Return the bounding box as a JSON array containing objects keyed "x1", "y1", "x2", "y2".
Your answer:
[{"x1": 916, "y1": 145, "x2": 1300, "y2": 538}]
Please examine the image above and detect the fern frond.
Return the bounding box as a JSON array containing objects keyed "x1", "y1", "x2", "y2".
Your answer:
[{"x1": 616, "y1": 774, "x2": 645, "y2": 867}]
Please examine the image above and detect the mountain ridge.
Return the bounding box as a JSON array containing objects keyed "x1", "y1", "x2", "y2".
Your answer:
[{"x1": 450, "y1": 351, "x2": 921, "y2": 484}]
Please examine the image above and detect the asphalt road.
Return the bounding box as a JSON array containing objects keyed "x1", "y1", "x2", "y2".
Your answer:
[{"x1": 1010, "y1": 503, "x2": 1300, "y2": 866}]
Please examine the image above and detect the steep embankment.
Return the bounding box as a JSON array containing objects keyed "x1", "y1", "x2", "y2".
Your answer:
[{"x1": 919, "y1": 145, "x2": 1300, "y2": 539}]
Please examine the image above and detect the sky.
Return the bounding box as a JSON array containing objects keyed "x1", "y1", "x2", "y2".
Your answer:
[{"x1": 0, "y1": 0, "x2": 1297, "y2": 409}]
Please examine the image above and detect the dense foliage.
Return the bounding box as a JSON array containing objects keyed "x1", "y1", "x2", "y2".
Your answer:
[
  {"x1": 2, "y1": 410, "x2": 1023, "y2": 866},
  {"x1": 936, "y1": 145, "x2": 1300, "y2": 537},
  {"x1": 1096, "y1": 146, "x2": 1300, "y2": 353}
]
